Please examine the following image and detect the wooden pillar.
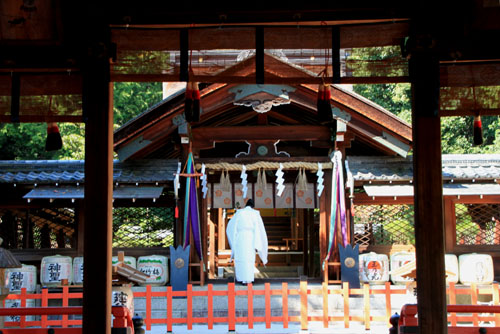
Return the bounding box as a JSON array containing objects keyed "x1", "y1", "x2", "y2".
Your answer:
[
  {"x1": 208, "y1": 209, "x2": 216, "y2": 279},
  {"x1": 410, "y1": 44, "x2": 447, "y2": 333},
  {"x1": 302, "y1": 209, "x2": 309, "y2": 276},
  {"x1": 82, "y1": 27, "x2": 113, "y2": 334},
  {"x1": 76, "y1": 203, "x2": 85, "y2": 256},
  {"x1": 444, "y1": 198, "x2": 456, "y2": 253},
  {"x1": 40, "y1": 224, "x2": 51, "y2": 249}
]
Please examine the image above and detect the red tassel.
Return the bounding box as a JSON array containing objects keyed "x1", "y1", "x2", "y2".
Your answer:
[
  {"x1": 175, "y1": 204, "x2": 179, "y2": 219},
  {"x1": 473, "y1": 115, "x2": 483, "y2": 146},
  {"x1": 184, "y1": 82, "x2": 193, "y2": 122},
  {"x1": 317, "y1": 84, "x2": 333, "y2": 123},
  {"x1": 191, "y1": 82, "x2": 200, "y2": 122},
  {"x1": 184, "y1": 82, "x2": 200, "y2": 123},
  {"x1": 45, "y1": 122, "x2": 62, "y2": 151}
]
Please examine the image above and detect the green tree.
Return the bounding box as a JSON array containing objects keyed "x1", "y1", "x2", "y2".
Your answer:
[
  {"x1": 0, "y1": 82, "x2": 162, "y2": 160},
  {"x1": 353, "y1": 84, "x2": 500, "y2": 154},
  {"x1": 113, "y1": 82, "x2": 163, "y2": 126},
  {"x1": 353, "y1": 83, "x2": 412, "y2": 123}
]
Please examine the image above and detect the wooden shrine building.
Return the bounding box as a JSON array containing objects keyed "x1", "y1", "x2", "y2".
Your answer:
[
  {"x1": 0, "y1": 2, "x2": 499, "y2": 333},
  {"x1": 112, "y1": 55, "x2": 413, "y2": 281}
]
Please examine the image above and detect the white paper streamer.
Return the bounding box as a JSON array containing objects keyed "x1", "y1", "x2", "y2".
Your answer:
[
  {"x1": 276, "y1": 163, "x2": 285, "y2": 197},
  {"x1": 316, "y1": 162, "x2": 324, "y2": 197},
  {"x1": 201, "y1": 163, "x2": 208, "y2": 199},
  {"x1": 240, "y1": 165, "x2": 248, "y2": 198},
  {"x1": 174, "y1": 161, "x2": 181, "y2": 199}
]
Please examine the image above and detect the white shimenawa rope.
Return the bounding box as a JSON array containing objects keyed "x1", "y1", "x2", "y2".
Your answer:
[{"x1": 195, "y1": 161, "x2": 332, "y2": 172}]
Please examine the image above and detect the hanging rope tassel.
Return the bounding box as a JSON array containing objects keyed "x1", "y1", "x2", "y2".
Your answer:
[
  {"x1": 184, "y1": 82, "x2": 200, "y2": 123},
  {"x1": 317, "y1": 83, "x2": 333, "y2": 123},
  {"x1": 191, "y1": 82, "x2": 200, "y2": 122},
  {"x1": 45, "y1": 122, "x2": 63, "y2": 151},
  {"x1": 473, "y1": 114, "x2": 483, "y2": 146},
  {"x1": 184, "y1": 82, "x2": 193, "y2": 122}
]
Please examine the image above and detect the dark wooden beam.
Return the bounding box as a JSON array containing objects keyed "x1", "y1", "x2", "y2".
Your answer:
[
  {"x1": 82, "y1": 26, "x2": 113, "y2": 334},
  {"x1": 192, "y1": 125, "x2": 331, "y2": 145},
  {"x1": 410, "y1": 41, "x2": 447, "y2": 333}
]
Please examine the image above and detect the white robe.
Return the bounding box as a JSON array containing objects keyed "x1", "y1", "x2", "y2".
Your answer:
[{"x1": 226, "y1": 206, "x2": 268, "y2": 283}]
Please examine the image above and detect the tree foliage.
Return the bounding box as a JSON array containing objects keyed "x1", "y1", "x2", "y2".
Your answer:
[
  {"x1": 0, "y1": 82, "x2": 162, "y2": 160},
  {"x1": 353, "y1": 84, "x2": 500, "y2": 154}
]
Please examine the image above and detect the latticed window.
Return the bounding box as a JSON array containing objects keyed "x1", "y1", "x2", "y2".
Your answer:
[
  {"x1": 353, "y1": 204, "x2": 414, "y2": 246},
  {"x1": 112, "y1": 207, "x2": 174, "y2": 247},
  {"x1": 0, "y1": 208, "x2": 76, "y2": 249},
  {"x1": 456, "y1": 203, "x2": 500, "y2": 245}
]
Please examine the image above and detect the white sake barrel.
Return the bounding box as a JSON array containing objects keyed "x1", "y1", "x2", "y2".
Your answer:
[
  {"x1": 445, "y1": 254, "x2": 459, "y2": 284},
  {"x1": 390, "y1": 251, "x2": 415, "y2": 283},
  {"x1": 4, "y1": 297, "x2": 36, "y2": 323},
  {"x1": 359, "y1": 252, "x2": 389, "y2": 283},
  {"x1": 459, "y1": 253, "x2": 494, "y2": 285},
  {"x1": 41, "y1": 255, "x2": 72, "y2": 287},
  {"x1": 4, "y1": 264, "x2": 37, "y2": 293},
  {"x1": 73, "y1": 257, "x2": 84, "y2": 285},
  {"x1": 112, "y1": 256, "x2": 137, "y2": 269},
  {"x1": 112, "y1": 286, "x2": 134, "y2": 315},
  {"x1": 137, "y1": 255, "x2": 169, "y2": 286}
]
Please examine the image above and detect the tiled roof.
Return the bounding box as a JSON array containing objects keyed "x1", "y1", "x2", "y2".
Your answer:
[
  {"x1": 346, "y1": 154, "x2": 500, "y2": 182},
  {"x1": 0, "y1": 159, "x2": 178, "y2": 184}
]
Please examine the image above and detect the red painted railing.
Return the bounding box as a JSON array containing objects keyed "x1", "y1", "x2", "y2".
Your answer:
[
  {"x1": 2, "y1": 281, "x2": 500, "y2": 331},
  {"x1": 399, "y1": 304, "x2": 500, "y2": 333},
  {"x1": 133, "y1": 281, "x2": 407, "y2": 331},
  {"x1": 0, "y1": 304, "x2": 133, "y2": 333}
]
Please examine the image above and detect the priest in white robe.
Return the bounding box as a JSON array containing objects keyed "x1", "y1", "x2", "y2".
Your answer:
[{"x1": 226, "y1": 199, "x2": 268, "y2": 284}]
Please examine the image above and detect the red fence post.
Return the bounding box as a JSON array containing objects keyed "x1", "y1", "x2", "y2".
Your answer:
[
  {"x1": 265, "y1": 283, "x2": 271, "y2": 329},
  {"x1": 493, "y1": 283, "x2": 500, "y2": 326},
  {"x1": 363, "y1": 283, "x2": 370, "y2": 330},
  {"x1": 385, "y1": 282, "x2": 392, "y2": 327},
  {"x1": 167, "y1": 286, "x2": 173, "y2": 333},
  {"x1": 322, "y1": 282, "x2": 328, "y2": 328},
  {"x1": 449, "y1": 282, "x2": 457, "y2": 326},
  {"x1": 62, "y1": 286, "x2": 69, "y2": 328},
  {"x1": 228, "y1": 282, "x2": 236, "y2": 332},
  {"x1": 343, "y1": 282, "x2": 349, "y2": 328},
  {"x1": 247, "y1": 283, "x2": 253, "y2": 329},
  {"x1": 187, "y1": 284, "x2": 193, "y2": 330},
  {"x1": 20, "y1": 287, "x2": 26, "y2": 328},
  {"x1": 471, "y1": 283, "x2": 478, "y2": 326},
  {"x1": 282, "y1": 282, "x2": 288, "y2": 329},
  {"x1": 300, "y1": 280, "x2": 308, "y2": 331},
  {"x1": 208, "y1": 284, "x2": 214, "y2": 330},
  {"x1": 146, "y1": 284, "x2": 152, "y2": 330},
  {"x1": 41, "y1": 288, "x2": 48, "y2": 328}
]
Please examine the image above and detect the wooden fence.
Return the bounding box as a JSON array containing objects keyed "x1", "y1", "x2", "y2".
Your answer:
[{"x1": 2, "y1": 282, "x2": 500, "y2": 331}]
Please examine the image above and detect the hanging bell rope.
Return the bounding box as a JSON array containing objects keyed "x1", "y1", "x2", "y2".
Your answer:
[
  {"x1": 196, "y1": 161, "x2": 332, "y2": 172},
  {"x1": 184, "y1": 42, "x2": 200, "y2": 123},
  {"x1": 316, "y1": 24, "x2": 334, "y2": 124},
  {"x1": 45, "y1": 96, "x2": 63, "y2": 151},
  {"x1": 472, "y1": 86, "x2": 483, "y2": 146}
]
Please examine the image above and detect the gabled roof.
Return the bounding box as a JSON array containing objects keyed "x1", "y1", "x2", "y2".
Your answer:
[{"x1": 113, "y1": 53, "x2": 412, "y2": 161}]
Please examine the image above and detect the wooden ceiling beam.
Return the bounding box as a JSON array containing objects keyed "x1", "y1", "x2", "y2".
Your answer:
[{"x1": 192, "y1": 125, "x2": 331, "y2": 143}]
